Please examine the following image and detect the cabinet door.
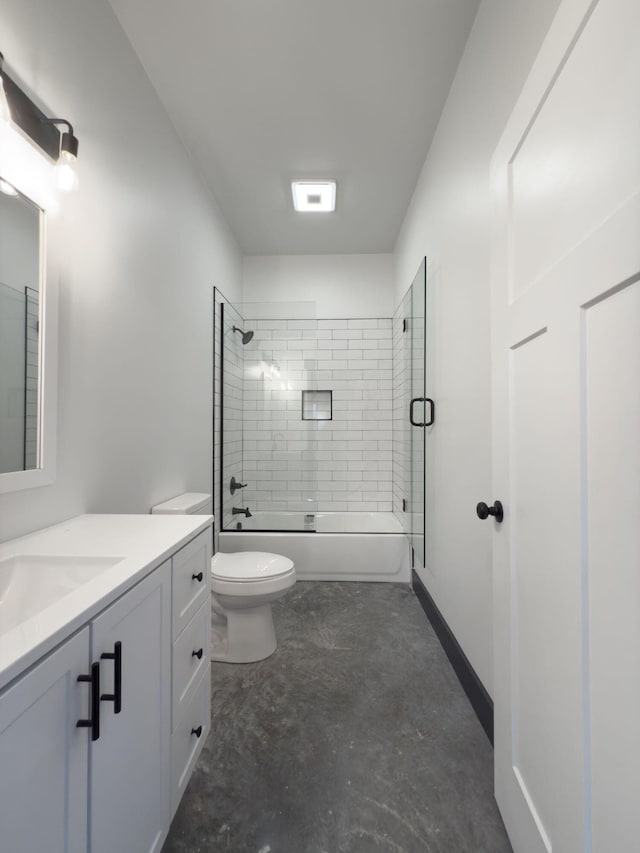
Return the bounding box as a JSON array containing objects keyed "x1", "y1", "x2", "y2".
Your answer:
[
  {"x1": 0, "y1": 627, "x2": 90, "y2": 853},
  {"x1": 90, "y1": 562, "x2": 171, "y2": 853}
]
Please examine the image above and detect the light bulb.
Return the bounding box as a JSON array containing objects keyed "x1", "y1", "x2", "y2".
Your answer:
[{"x1": 56, "y1": 149, "x2": 78, "y2": 192}]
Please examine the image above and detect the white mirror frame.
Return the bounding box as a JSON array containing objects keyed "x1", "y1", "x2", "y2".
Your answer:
[{"x1": 0, "y1": 119, "x2": 59, "y2": 494}]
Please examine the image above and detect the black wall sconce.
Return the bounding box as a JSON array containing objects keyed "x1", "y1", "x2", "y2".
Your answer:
[
  {"x1": 0, "y1": 50, "x2": 79, "y2": 191},
  {"x1": 42, "y1": 118, "x2": 79, "y2": 191},
  {"x1": 0, "y1": 52, "x2": 11, "y2": 124}
]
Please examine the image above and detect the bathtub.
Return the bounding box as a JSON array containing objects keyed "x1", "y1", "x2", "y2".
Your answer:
[{"x1": 218, "y1": 512, "x2": 411, "y2": 583}]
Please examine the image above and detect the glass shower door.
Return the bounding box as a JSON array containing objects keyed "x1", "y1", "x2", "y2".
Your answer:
[
  {"x1": 217, "y1": 296, "x2": 320, "y2": 532},
  {"x1": 409, "y1": 258, "x2": 428, "y2": 569},
  {"x1": 220, "y1": 300, "x2": 248, "y2": 531}
]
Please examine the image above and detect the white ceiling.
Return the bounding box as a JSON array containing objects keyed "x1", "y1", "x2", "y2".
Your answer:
[{"x1": 108, "y1": 0, "x2": 480, "y2": 256}]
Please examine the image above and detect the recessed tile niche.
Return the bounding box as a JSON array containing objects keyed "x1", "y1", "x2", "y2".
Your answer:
[{"x1": 302, "y1": 390, "x2": 332, "y2": 421}]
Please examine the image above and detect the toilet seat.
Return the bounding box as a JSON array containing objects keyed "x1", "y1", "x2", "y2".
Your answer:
[
  {"x1": 211, "y1": 551, "x2": 296, "y2": 598},
  {"x1": 211, "y1": 551, "x2": 294, "y2": 582}
]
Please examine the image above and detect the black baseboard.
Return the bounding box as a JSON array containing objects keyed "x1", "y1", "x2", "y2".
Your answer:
[{"x1": 411, "y1": 569, "x2": 494, "y2": 745}]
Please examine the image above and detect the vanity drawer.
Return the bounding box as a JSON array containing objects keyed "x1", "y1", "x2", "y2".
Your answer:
[
  {"x1": 172, "y1": 599, "x2": 210, "y2": 729},
  {"x1": 171, "y1": 530, "x2": 210, "y2": 639},
  {"x1": 171, "y1": 666, "x2": 210, "y2": 819}
]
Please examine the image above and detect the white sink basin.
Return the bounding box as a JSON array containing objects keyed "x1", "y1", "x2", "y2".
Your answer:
[{"x1": 0, "y1": 554, "x2": 125, "y2": 636}]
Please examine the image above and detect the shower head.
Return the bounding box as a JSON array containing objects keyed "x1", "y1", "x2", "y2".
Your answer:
[{"x1": 232, "y1": 325, "x2": 254, "y2": 344}]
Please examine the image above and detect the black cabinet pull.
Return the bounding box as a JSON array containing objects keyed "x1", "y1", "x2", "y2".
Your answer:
[
  {"x1": 476, "y1": 500, "x2": 504, "y2": 523},
  {"x1": 77, "y1": 662, "x2": 100, "y2": 741},
  {"x1": 191, "y1": 725, "x2": 203, "y2": 738},
  {"x1": 192, "y1": 572, "x2": 204, "y2": 582},
  {"x1": 100, "y1": 641, "x2": 122, "y2": 713},
  {"x1": 192, "y1": 648, "x2": 204, "y2": 660}
]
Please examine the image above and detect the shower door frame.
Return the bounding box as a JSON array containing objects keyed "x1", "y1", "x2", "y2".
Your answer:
[
  {"x1": 408, "y1": 257, "x2": 428, "y2": 570},
  {"x1": 218, "y1": 300, "x2": 226, "y2": 533},
  {"x1": 217, "y1": 297, "x2": 251, "y2": 534},
  {"x1": 214, "y1": 287, "x2": 250, "y2": 538}
]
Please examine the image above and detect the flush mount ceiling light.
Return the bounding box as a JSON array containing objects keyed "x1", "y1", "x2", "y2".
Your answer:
[{"x1": 291, "y1": 180, "x2": 336, "y2": 212}]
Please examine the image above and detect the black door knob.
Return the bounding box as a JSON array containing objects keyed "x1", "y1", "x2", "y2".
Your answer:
[{"x1": 476, "y1": 500, "x2": 504, "y2": 523}]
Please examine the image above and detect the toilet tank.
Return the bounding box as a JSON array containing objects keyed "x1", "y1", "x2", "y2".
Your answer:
[{"x1": 150, "y1": 493, "x2": 213, "y2": 515}]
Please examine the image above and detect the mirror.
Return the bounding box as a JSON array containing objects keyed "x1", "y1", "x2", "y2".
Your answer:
[{"x1": 0, "y1": 180, "x2": 44, "y2": 478}]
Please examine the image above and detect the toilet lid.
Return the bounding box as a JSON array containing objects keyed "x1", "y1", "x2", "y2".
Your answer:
[{"x1": 211, "y1": 551, "x2": 294, "y2": 581}]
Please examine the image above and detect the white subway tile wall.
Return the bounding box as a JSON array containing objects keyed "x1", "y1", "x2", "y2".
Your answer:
[
  {"x1": 392, "y1": 292, "x2": 412, "y2": 531},
  {"x1": 241, "y1": 318, "x2": 393, "y2": 514}
]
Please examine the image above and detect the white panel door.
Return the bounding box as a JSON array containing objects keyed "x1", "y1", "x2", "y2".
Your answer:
[
  {"x1": 491, "y1": 0, "x2": 640, "y2": 850},
  {"x1": 90, "y1": 562, "x2": 172, "y2": 853},
  {"x1": 0, "y1": 628, "x2": 90, "y2": 853}
]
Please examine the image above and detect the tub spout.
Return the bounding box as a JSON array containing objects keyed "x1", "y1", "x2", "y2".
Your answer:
[{"x1": 232, "y1": 507, "x2": 252, "y2": 517}]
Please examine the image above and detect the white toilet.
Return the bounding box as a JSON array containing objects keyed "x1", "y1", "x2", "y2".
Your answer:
[
  {"x1": 150, "y1": 493, "x2": 296, "y2": 663},
  {"x1": 210, "y1": 550, "x2": 295, "y2": 663}
]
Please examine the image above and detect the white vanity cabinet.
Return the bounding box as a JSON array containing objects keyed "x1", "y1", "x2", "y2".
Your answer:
[
  {"x1": 0, "y1": 628, "x2": 90, "y2": 853},
  {"x1": 169, "y1": 530, "x2": 212, "y2": 817},
  {"x1": 0, "y1": 519, "x2": 212, "y2": 853},
  {"x1": 90, "y1": 560, "x2": 172, "y2": 853}
]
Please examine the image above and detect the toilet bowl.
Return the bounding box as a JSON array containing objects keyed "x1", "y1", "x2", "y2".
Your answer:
[{"x1": 211, "y1": 551, "x2": 295, "y2": 663}]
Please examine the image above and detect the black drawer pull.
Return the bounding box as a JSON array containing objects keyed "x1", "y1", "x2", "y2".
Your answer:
[
  {"x1": 192, "y1": 648, "x2": 204, "y2": 660},
  {"x1": 191, "y1": 725, "x2": 203, "y2": 738},
  {"x1": 192, "y1": 572, "x2": 204, "y2": 582},
  {"x1": 100, "y1": 641, "x2": 122, "y2": 713},
  {"x1": 77, "y1": 662, "x2": 100, "y2": 741}
]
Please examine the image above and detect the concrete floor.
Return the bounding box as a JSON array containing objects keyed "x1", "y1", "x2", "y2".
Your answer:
[{"x1": 163, "y1": 582, "x2": 512, "y2": 853}]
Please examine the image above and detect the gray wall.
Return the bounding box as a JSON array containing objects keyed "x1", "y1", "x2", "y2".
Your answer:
[
  {"x1": 393, "y1": 0, "x2": 562, "y2": 694},
  {"x1": 0, "y1": 0, "x2": 241, "y2": 542},
  {"x1": 242, "y1": 254, "x2": 394, "y2": 319}
]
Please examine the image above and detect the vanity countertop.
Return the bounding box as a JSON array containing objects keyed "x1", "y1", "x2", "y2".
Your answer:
[{"x1": 0, "y1": 514, "x2": 212, "y2": 691}]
